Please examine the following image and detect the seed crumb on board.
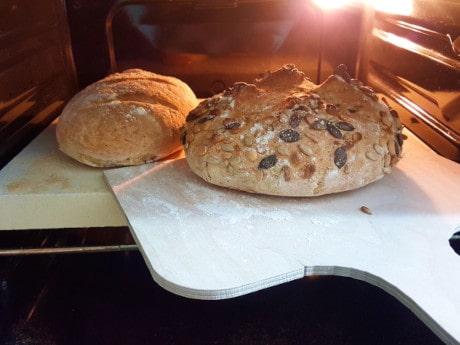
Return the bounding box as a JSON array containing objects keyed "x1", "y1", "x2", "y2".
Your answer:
[{"x1": 360, "y1": 206, "x2": 372, "y2": 215}]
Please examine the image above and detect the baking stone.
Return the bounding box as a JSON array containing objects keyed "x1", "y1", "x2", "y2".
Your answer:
[
  {"x1": 0, "y1": 122, "x2": 128, "y2": 230},
  {"x1": 104, "y1": 133, "x2": 460, "y2": 344}
]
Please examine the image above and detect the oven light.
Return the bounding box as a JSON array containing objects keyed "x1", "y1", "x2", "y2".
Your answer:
[
  {"x1": 374, "y1": 0, "x2": 413, "y2": 15},
  {"x1": 312, "y1": 0, "x2": 360, "y2": 10},
  {"x1": 312, "y1": 0, "x2": 413, "y2": 16}
]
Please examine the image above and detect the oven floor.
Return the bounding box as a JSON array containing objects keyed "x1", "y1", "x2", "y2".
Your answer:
[{"x1": 0, "y1": 251, "x2": 443, "y2": 345}]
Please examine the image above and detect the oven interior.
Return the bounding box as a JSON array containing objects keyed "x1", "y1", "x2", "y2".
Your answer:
[
  {"x1": 0, "y1": 0, "x2": 459, "y2": 343},
  {"x1": 1, "y1": 0, "x2": 459, "y2": 170}
]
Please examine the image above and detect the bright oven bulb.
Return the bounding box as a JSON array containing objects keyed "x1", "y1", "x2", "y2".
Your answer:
[
  {"x1": 312, "y1": 0, "x2": 413, "y2": 15},
  {"x1": 374, "y1": 0, "x2": 413, "y2": 15},
  {"x1": 312, "y1": 0, "x2": 357, "y2": 10}
]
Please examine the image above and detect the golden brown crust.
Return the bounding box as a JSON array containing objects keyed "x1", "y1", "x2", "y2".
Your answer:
[
  {"x1": 56, "y1": 69, "x2": 198, "y2": 167},
  {"x1": 182, "y1": 64, "x2": 405, "y2": 197}
]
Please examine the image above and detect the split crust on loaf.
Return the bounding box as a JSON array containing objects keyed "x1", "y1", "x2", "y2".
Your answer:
[
  {"x1": 181, "y1": 64, "x2": 405, "y2": 197},
  {"x1": 56, "y1": 69, "x2": 198, "y2": 167}
]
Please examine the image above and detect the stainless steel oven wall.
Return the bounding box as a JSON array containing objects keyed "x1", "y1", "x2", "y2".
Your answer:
[
  {"x1": 358, "y1": 0, "x2": 460, "y2": 162},
  {"x1": 107, "y1": 0, "x2": 323, "y2": 97},
  {"x1": 67, "y1": 0, "x2": 364, "y2": 98},
  {"x1": 0, "y1": 0, "x2": 78, "y2": 169}
]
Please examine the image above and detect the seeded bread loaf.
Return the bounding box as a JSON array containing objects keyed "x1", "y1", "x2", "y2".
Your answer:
[
  {"x1": 56, "y1": 69, "x2": 198, "y2": 167},
  {"x1": 181, "y1": 64, "x2": 405, "y2": 197}
]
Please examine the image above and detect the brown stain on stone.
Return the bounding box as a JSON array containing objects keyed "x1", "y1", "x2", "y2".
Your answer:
[{"x1": 6, "y1": 152, "x2": 72, "y2": 194}]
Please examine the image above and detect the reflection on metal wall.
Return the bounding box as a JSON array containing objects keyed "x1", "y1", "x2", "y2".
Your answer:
[
  {"x1": 359, "y1": 0, "x2": 460, "y2": 162},
  {"x1": 0, "y1": 0, "x2": 77, "y2": 168}
]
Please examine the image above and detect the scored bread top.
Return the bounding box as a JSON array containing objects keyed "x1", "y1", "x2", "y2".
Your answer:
[
  {"x1": 56, "y1": 69, "x2": 198, "y2": 167},
  {"x1": 181, "y1": 64, "x2": 404, "y2": 197}
]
